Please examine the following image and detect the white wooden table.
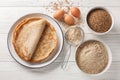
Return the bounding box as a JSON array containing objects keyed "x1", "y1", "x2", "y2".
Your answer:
[{"x1": 0, "y1": 0, "x2": 120, "y2": 80}]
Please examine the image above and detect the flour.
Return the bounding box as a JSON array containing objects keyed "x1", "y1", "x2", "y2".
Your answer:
[{"x1": 76, "y1": 40, "x2": 108, "y2": 74}]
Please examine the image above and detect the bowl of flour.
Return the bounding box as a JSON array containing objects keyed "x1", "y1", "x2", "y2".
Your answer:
[{"x1": 75, "y1": 40, "x2": 112, "y2": 76}]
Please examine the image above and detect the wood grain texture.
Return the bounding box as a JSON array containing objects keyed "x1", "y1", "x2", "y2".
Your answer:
[
  {"x1": 0, "y1": 0, "x2": 119, "y2": 7},
  {"x1": 0, "y1": 0, "x2": 120, "y2": 80},
  {"x1": 1, "y1": 34, "x2": 120, "y2": 62},
  {"x1": 0, "y1": 7, "x2": 120, "y2": 34}
]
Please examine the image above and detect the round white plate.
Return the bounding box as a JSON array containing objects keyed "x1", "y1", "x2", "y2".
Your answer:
[{"x1": 7, "y1": 13, "x2": 64, "y2": 68}]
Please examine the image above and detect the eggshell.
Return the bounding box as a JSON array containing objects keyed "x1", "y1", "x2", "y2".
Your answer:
[
  {"x1": 64, "y1": 14, "x2": 75, "y2": 25},
  {"x1": 71, "y1": 7, "x2": 80, "y2": 18},
  {"x1": 53, "y1": 9, "x2": 65, "y2": 20}
]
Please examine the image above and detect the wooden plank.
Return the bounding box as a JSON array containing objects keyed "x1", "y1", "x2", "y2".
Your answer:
[
  {"x1": 1, "y1": 33, "x2": 120, "y2": 62},
  {"x1": 0, "y1": 61, "x2": 119, "y2": 73},
  {"x1": 0, "y1": 7, "x2": 120, "y2": 34},
  {"x1": 0, "y1": 0, "x2": 119, "y2": 7},
  {"x1": 0, "y1": 0, "x2": 119, "y2": 80},
  {"x1": 0, "y1": 61, "x2": 119, "y2": 80}
]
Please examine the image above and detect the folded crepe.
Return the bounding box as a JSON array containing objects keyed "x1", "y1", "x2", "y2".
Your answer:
[
  {"x1": 13, "y1": 18, "x2": 47, "y2": 61},
  {"x1": 31, "y1": 21, "x2": 57, "y2": 62},
  {"x1": 13, "y1": 17, "x2": 57, "y2": 62}
]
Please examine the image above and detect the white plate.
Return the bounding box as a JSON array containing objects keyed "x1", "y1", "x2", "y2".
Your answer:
[{"x1": 7, "y1": 13, "x2": 64, "y2": 68}]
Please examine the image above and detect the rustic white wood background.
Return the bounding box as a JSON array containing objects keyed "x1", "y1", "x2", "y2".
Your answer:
[{"x1": 0, "y1": 0, "x2": 120, "y2": 80}]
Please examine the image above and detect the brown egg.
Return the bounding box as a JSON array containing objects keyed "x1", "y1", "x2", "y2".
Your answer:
[
  {"x1": 53, "y1": 9, "x2": 65, "y2": 20},
  {"x1": 64, "y1": 14, "x2": 75, "y2": 25},
  {"x1": 70, "y1": 7, "x2": 81, "y2": 18}
]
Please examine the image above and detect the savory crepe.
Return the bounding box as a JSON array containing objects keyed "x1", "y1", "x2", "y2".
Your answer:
[{"x1": 12, "y1": 17, "x2": 57, "y2": 62}]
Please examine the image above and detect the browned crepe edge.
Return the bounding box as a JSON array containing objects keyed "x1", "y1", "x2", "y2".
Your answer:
[
  {"x1": 12, "y1": 17, "x2": 58, "y2": 63},
  {"x1": 30, "y1": 22, "x2": 58, "y2": 63},
  {"x1": 12, "y1": 17, "x2": 42, "y2": 61},
  {"x1": 31, "y1": 49, "x2": 55, "y2": 63}
]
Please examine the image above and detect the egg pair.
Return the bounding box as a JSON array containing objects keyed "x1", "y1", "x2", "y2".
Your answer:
[{"x1": 53, "y1": 7, "x2": 81, "y2": 25}]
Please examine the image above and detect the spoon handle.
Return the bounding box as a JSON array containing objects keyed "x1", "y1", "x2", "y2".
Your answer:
[{"x1": 61, "y1": 45, "x2": 71, "y2": 70}]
